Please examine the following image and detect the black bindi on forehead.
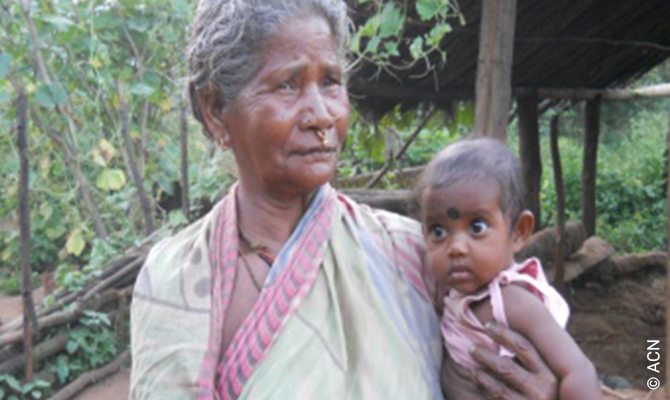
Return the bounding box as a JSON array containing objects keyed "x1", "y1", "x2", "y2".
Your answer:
[{"x1": 447, "y1": 207, "x2": 460, "y2": 220}]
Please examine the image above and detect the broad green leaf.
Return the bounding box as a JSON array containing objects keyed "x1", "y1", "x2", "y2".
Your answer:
[
  {"x1": 0, "y1": 90, "x2": 10, "y2": 104},
  {"x1": 132, "y1": 83, "x2": 155, "y2": 97},
  {"x1": 365, "y1": 35, "x2": 381, "y2": 54},
  {"x1": 34, "y1": 83, "x2": 68, "y2": 108},
  {"x1": 42, "y1": 16, "x2": 75, "y2": 31},
  {"x1": 168, "y1": 210, "x2": 188, "y2": 226},
  {"x1": 358, "y1": 15, "x2": 379, "y2": 38},
  {"x1": 96, "y1": 168, "x2": 126, "y2": 191},
  {"x1": 378, "y1": 3, "x2": 404, "y2": 38},
  {"x1": 35, "y1": 85, "x2": 56, "y2": 108},
  {"x1": 66, "y1": 228, "x2": 86, "y2": 257},
  {"x1": 173, "y1": 0, "x2": 191, "y2": 19},
  {"x1": 49, "y1": 83, "x2": 68, "y2": 105},
  {"x1": 410, "y1": 36, "x2": 425, "y2": 59},
  {"x1": 0, "y1": 53, "x2": 12, "y2": 81},
  {"x1": 426, "y1": 23, "x2": 452, "y2": 47},
  {"x1": 46, "y1": 225, "x2": 66, "y2": 240},
  {"x1": 416, "y1": 0, "x2": 446, "y2": 21},
  {"x1": 32, "y1": 390, "x2": 43, "y2": 399},
  {"x1": 383, "y1": 41, "x2": 400, "y2": 57},
  {"x1": 4, "y1": 375, "x2": 21, "y2": 392}
]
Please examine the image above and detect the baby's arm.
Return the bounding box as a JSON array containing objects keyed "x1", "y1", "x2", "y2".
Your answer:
[{"x1": 498, "y1": 285, "x2": 602, "y2": 400}]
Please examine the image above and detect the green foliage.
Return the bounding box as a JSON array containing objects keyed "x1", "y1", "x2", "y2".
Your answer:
[
  {"x1": 0, "y1": 271, "x2": 40, "y2": 296},
  {"x1": 48, "y1": 311, "x2": 118, "y2": 386},
  {"x1": 0, "y1": 0, "x2": 233, "y2": 289},
  {"x1": 0, "y1": 375, "x2": 52, "y2": 400},
  {"x1": 350, "y1": 0, "x2": 462, "y2": 72},
  {"x1": 509, "y1": 87, "x2": 670, "y2": 253}
]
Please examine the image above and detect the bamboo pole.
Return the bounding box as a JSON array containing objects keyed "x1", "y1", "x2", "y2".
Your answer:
[{"x1": 473, "y1": 0, "x2": 518, "y2": 140}]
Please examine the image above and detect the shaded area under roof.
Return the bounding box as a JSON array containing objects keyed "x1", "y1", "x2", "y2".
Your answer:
[{"x1": 347, "y1": 0, "x2": 670, "y2": 116}]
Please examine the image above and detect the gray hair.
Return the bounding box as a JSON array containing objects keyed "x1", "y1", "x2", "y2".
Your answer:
[
  {"x1": 418, "y1": 136, "x2": 526, "y2": 226},
  {"x1": 188, "y1": 0, "x2": 351, "y2": 137}
]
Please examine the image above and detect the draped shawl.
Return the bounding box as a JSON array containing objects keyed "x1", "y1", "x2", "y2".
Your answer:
[{"x1": 130, "y1": 184, "x2": 443, "y2": 400}]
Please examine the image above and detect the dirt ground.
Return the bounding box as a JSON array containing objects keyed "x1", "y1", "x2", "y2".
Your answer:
[
  {"x1": 568, "y1": 266, "x2": 667, "y2": 390},
  {"x1": 70, "y1": 369, "x2": 130, "y2": 400},
  {"x1": 0, "y1": 267, "x2": 667, "y2": 399}
]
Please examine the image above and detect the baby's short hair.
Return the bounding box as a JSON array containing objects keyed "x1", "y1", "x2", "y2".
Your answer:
[{"x1": 418, "y1": 136, "x2": 525, "y2": 225}]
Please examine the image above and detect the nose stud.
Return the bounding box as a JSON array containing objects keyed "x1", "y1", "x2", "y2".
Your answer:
[{"x1": 314, "y1": 129, "x2": 329, "y2": 147}]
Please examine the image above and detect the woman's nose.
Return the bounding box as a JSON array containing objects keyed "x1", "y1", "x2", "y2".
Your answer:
[{"x1": 299, "y1": 85, "x2": 334, "y2": 130}]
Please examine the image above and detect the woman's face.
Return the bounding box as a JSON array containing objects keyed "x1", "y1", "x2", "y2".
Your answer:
[{"x1": 214, "y1": 15, "x2": 350, "y2": 199}]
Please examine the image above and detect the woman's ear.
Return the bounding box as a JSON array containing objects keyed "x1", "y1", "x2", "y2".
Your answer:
[
  {"x1": 197, "y1": 89, "x2": 230, "y2": 147},
  {"x1": 512, "y1": 210, "x2": 535, "y2": 253}
]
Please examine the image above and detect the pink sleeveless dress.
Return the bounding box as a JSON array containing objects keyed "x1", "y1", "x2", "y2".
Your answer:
[{"x1": 441, "y1": 258, "x2": 570, "y2": 370}]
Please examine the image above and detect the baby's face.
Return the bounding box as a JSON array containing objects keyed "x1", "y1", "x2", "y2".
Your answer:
[{"x1": 421, "y1": 180, "x2": 517, "y2": 295}]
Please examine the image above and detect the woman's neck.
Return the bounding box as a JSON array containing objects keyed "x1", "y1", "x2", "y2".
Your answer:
[{"x1": 235, "y1": 181, "x2": 316, "y2": 257}]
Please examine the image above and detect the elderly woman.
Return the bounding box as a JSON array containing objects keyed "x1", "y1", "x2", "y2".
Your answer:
[{"x1": 130, "y1": 0, "x2": 559, "y2": 399}]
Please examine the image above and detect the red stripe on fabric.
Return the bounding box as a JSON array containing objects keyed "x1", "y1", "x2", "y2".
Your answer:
[{"x1": 214, "y1": 188, "x2": 337, "y2": 399}]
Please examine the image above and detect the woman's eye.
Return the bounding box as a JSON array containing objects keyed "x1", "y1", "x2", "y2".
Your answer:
[
  {"x1": 323, "y1": 76, "x2": 339, "y2": 87},
  {"x1": 429, "y1": 225, "x2": 448, "y2": 240},
  {"x1": 277, "y1": 81, "x2": 295, "y2": 90},
  {"x1": 470, "y1": 220, "x2": 489, "y2": 235}
]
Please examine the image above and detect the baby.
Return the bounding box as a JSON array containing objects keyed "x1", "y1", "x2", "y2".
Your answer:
[{"x1": 418, "y1": 137, "x2": 602, "y2": 400}]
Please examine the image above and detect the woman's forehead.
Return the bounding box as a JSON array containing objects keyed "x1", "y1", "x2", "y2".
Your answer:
[{"x1": 259, "y1": 15, "x2": 340, "y2": 66}]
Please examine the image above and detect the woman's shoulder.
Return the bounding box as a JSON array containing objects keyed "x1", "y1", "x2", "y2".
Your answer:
[
  {"x1": 133, "y1": 204, "x2": 218, "y2": 301},
  {"x1": 336, "y1": 191, "x2": 423, "y2": 240}
]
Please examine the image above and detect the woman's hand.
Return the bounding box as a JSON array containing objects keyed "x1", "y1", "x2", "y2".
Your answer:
[{"x1": 470, "y1": 322, "x2": 558, "y2": 400}]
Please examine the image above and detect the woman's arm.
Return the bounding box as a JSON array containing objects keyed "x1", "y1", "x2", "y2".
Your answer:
[{"x1": 469, "y1": 322, "x2": 559, "y2": 400}]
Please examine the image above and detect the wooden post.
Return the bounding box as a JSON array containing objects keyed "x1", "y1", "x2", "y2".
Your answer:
[
  {"x1": 582, "y1": 99, "x2": 601, "y2": 237},
  {"x1": 517, "y1": 95, "x2": 542, "y2": 231},
  {"x1": 550, "y1": 115, "x2": 566, "y2": 294},
  {"x1": 180, "y1": 95, "x2": 190, "y2": 220},
  {"x1": 473, "y1": 0, "x2": 518, "y2": 141},
  {"x1": 17, "y1": 84, "x2": 38, "y2": 380},
  {"x1": 666, "y1": 102, "x2": 670, "y2": 399}
]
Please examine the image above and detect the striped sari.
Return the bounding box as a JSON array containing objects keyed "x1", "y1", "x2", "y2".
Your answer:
[{"x1": 130, "y1": 184, "x2": 443, "y2": 400}]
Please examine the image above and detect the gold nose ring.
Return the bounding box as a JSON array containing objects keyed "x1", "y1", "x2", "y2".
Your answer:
[{"x1": 314, "y1": 129, "x2": 329, "y2": 147}]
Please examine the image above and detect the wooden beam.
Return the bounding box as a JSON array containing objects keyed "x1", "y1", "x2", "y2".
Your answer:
[
  {"x1": 527, "y1": 84, "x2": 670, "y2": 101},
  {"x1": 517, "y1": 95, "x2": 542, "y2": 231},
  {"x1": 474, "y1": 0, "x2": 518, "y2": 140},
  {"x1": 350, "y1": 83, "x2": 670, "y2": 104},
  {"x1": 582, "y1": 99, "x2": 601, "y2": 237}
]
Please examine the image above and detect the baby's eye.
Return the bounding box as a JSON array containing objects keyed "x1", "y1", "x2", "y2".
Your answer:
[
  {"x1": 429, "y1": 225, "x2": 448, "y2": 240},
  {"x1": 470, "y1": 220, "x2": 489, "y2": 235}
]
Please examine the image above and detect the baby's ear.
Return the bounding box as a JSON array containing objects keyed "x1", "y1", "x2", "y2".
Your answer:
[{"x1": 512, "y1": 210, "x2": 534, "y2": 253}]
